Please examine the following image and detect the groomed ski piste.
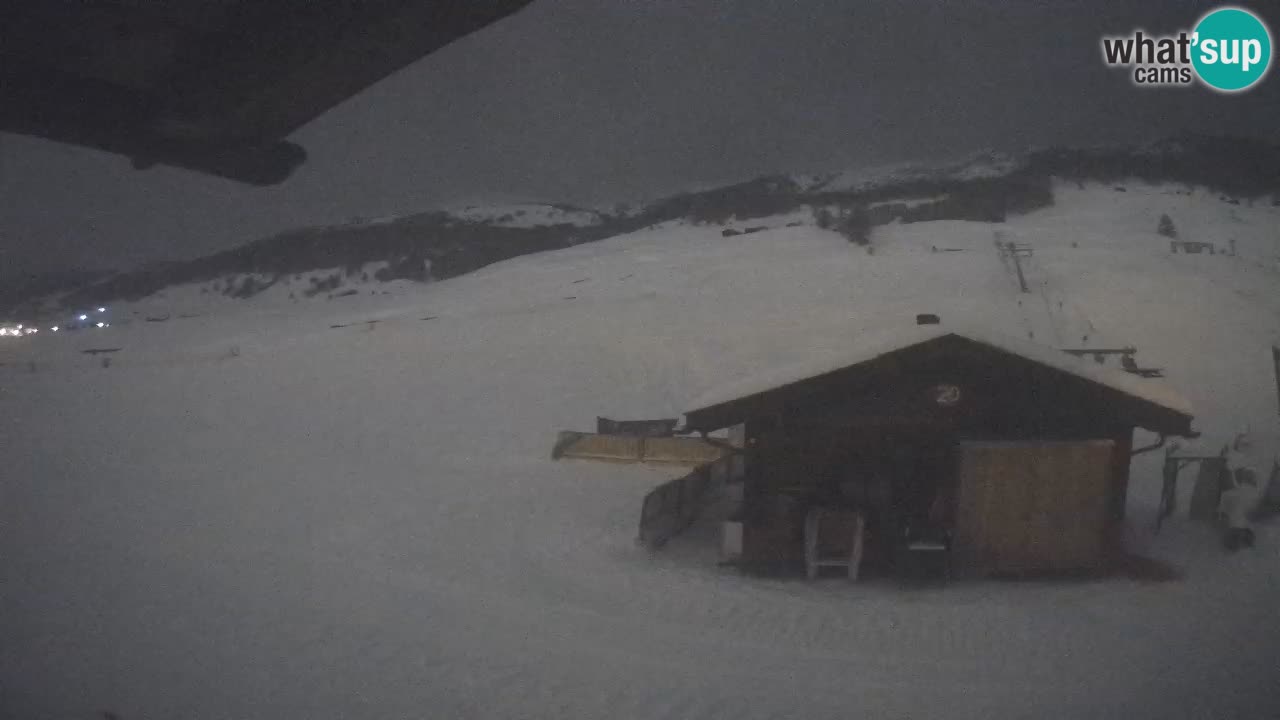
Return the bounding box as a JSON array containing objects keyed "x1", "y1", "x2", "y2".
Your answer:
[{"x1": 3, "y1": 181, "x2": 1279, "y2": 719}]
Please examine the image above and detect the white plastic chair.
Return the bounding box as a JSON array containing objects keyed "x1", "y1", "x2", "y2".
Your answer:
[{"x1": 803, "y1": 507, "x2": 865, "y2": 581}]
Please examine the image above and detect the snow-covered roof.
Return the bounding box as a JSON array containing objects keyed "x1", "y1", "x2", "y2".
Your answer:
[{"x1": 685, "y1": 323, "x2": 1193, "y2": 424}]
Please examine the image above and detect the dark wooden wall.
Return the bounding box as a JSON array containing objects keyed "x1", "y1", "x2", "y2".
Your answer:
[{"x1": 736, "y1": 393, "x2": 1139, "y2": 573}]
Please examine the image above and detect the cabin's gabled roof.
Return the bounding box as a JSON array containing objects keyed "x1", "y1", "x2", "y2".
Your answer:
[{"x1": 682, "y1": 325, "x2": 1195, "y2": 436}]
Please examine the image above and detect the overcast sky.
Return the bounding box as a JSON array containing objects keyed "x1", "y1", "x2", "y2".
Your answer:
[{"x1": 2, "y1": 0, "x2": 1278, "y2": 275}]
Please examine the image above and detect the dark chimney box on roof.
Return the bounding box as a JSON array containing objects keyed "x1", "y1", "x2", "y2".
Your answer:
[{"x1": 916, "y1": 313, "x2": 941, "y2": 325}]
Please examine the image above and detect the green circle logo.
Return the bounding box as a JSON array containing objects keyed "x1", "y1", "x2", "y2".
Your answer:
[{"x1": 1192, "y1": 7, "x2": 1272, "y2": 91}]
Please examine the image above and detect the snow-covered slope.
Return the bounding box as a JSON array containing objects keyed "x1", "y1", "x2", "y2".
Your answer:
[
  {"x1": 447, "y1": 202, "x2": 603, "y2": 228},
  {"x1": 3, "y1": 181, "x2": 1279, "y2": 720},
  {"x1": 803, "y1": 150, "x2": 1025, "y2": 193},
  {"x1": 329, "y1": 203, "x2": 603, "y2": 230}
]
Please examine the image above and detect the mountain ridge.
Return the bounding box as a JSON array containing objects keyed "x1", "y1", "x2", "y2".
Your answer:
[{"x1": 6, "y1": 134, "x2": 1279, "y2": 316}]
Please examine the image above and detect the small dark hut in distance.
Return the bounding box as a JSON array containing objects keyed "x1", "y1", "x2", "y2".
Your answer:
[{"x1": 681, "y1": 324, "x2": 1196, "y2": 578}]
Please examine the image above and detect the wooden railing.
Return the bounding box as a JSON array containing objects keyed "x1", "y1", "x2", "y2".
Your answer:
[
  {"x1": 552, "y1": 431, "x2": 728, "y2": 465},
  {"x1": 637, "y1": 453, "x2": 740, "y2": 549}
]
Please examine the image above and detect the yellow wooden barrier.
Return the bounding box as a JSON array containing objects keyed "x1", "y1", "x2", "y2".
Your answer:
[{"x1": 552, "y1": 432, "x2": 729, "y2": 466}]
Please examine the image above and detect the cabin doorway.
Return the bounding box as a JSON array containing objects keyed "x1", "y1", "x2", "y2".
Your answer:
[
  {"x1": 822, "y1": 428, "x2": 957, "y2": 574},
  {"x1": 742, "y1": 422, "x2": 958, "y2": 576}
]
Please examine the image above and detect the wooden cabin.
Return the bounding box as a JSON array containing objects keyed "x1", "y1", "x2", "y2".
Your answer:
[{"x1": 681, "y1": 326, "x2": 1195, "y2": 578}]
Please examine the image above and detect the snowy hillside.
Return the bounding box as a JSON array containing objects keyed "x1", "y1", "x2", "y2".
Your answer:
[
  {"x1": 300, "y1": 203, "x2": 602, "y2": 232},
  {"x1": 11, "y1": 135, "x2": 1279, "y2": 318},
  {"x1": 3, "y1": 180, "x2": 1280, "y2": 720},
  {"x1": 803, "y1": 150, "x2": 1025, "y2": 193},
  {"x1": 447, "y1": 202, "x2": 603, "y2": 228}
]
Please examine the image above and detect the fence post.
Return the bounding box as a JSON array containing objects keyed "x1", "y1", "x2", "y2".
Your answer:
[{"x1": 1271, "y1": 346, "x2": 1279, "y2": 417}]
